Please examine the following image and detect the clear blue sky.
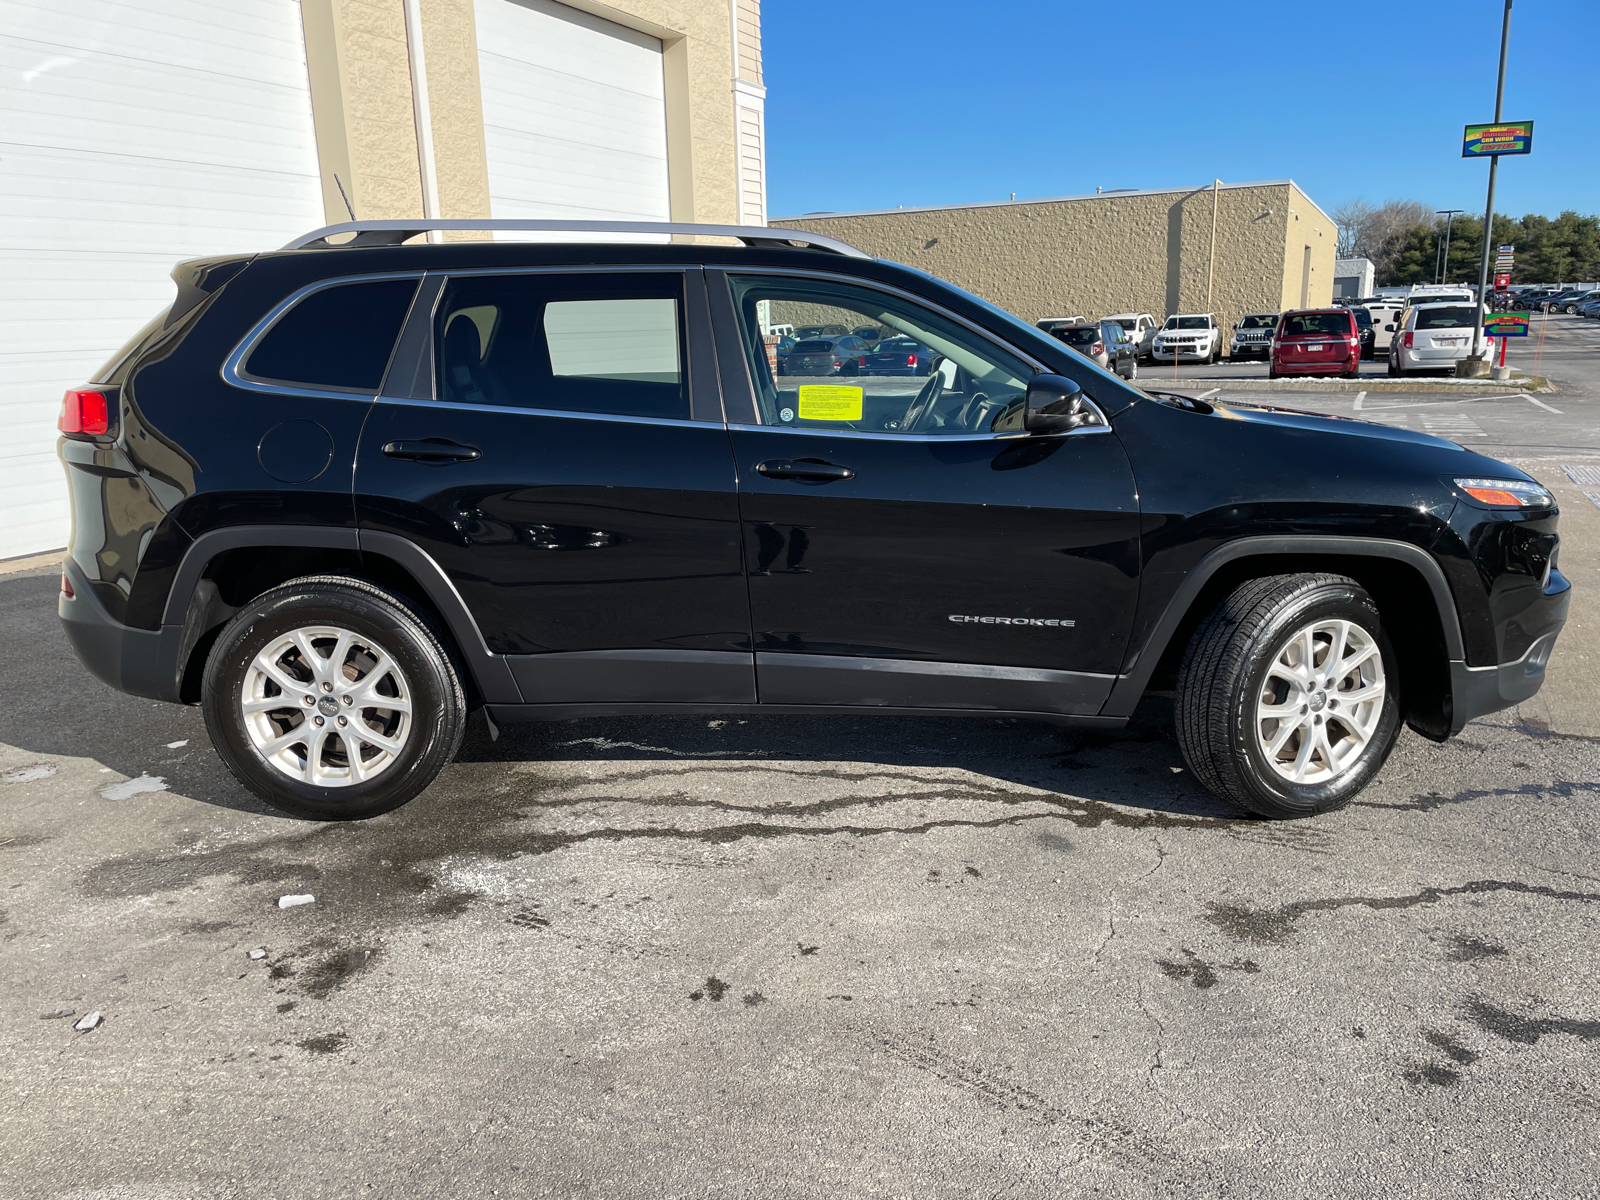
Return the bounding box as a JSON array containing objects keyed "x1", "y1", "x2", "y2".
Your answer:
[{"x1": 764, "y1": 0, "x2": 1597, "y2": 222}]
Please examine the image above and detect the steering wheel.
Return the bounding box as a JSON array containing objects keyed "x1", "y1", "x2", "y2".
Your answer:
[{"x1": 897, "y1": 364, "x2": 945, "y2": 433}]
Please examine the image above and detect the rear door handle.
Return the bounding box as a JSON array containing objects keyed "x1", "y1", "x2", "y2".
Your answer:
[
  {"x1": 755, "y1": 458, "x2": 855, "y2": 482},
  {"x1": 382, "y1": 439, "x2": 482, "y2": 463}
]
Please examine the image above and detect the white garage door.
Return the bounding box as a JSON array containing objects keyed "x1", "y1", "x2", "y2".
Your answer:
[
  {"x1": 0, "y1": 0, "x2": 325, "y2": 560},
  {"x1": 474, "y1": 0, "x2": 670, "y2": 232}
]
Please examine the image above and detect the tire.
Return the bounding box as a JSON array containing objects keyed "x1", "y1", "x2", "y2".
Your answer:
[
  {"x1": 1387, "y1": 359, "x2": 1399, "y2": 377},
  {"x1": 1174, "y1": 573, "x2": 1402, "y2": 819},
  {"x1": 202, "y1": 576, "x2": 467, "y2": 820},
  {"x1": 1125, "y1": 356, "x2": 1139, "y2": 382}
]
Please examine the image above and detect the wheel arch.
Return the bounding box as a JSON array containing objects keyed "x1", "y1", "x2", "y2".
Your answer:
[
  {"x1": 164, "y1": 526, "x2": 518, "y2": 706},
  {"x1": 1104, "y1": 537, "x2": 1462, "y2": 741}
]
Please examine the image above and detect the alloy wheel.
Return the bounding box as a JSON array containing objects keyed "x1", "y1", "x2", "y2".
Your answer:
[
  {"x1": 1254, "y1": 618, "x2": 1386, "y2": 785},
  {"x1": 240, "y1": 624, "x2": 413, "y2": 787}
]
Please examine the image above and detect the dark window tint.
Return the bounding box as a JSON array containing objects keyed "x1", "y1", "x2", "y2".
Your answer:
[
  {"x1": 1282, "y1": 312, "x2": 1352, "y2": 336},
  {"x1": 1415, "y1": 306, "x2": 1477, "y2": 329},
  {"x1": 1059, "y1": 328, "x2": 1101, "y2": 346},
  {"x1": 435, "y1": 273, "x2": 687, "y2": 420},
  {"x1": 245, "y1": 278, "x2": 419, "y2": 390},
  {"x1": 791, "y1": 340, "x2": 836, "y2": 353},
  {"x1": 1239, "y1": 314, "x2": 1277, "y2": 329}
]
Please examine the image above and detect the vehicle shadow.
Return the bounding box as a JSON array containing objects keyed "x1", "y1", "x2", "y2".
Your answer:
[{"x1": 0, "y1": 570, "x2": 1245, "y2": 830}]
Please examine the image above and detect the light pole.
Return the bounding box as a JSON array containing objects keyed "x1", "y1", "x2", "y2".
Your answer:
[
  {"x1": 1469, "y1": 0, "x2": 1513, "y2": 366},
  {"x1": 1436, "y1": 209, "x2": 1463, "y2": 283}
]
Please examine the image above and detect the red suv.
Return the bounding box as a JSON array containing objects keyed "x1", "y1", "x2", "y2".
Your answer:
[{"x1": 1269, "y1": 309, "x2": 1361, "y2": 379}]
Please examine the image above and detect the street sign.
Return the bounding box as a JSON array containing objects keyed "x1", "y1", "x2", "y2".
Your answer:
[
  {"x1": 1484, "y1": 313, "x2": 1530, "y2": 337},
  {"x1": 1494, "y1": 273, "x2": 1511, "y2": 290},
  {"x1": 1463, "y1": 121, "x2": 1534, "y2": 157}
]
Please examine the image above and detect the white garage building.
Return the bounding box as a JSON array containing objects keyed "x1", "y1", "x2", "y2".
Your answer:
[{"x1": 0, "y1": 0, "x2": 765, "y2": 561}]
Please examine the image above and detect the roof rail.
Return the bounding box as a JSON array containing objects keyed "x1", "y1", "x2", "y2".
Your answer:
[{"x1": 282, "y1": 218, "x2": 871, "y2": 257}]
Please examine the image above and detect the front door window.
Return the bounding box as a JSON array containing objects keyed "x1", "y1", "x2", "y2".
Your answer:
[{"x1": 728, "y1": 274, "x2": 1032, "y2": 437}]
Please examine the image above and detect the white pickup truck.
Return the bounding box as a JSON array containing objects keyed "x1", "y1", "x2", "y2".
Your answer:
[{"x1": 1105, "y1": 312, "x2": 1158, "y2": 359}]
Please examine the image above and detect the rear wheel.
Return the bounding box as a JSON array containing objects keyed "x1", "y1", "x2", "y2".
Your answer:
[
  {"x1": 1175, "y1": 573, "x2": 1401, "y2": 818},
  {"x1": 202, "y1": 576, "x2": 467, "y2": 820}
]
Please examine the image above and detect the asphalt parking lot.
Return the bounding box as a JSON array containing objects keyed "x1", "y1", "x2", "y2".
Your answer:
[{"x1": 3, "y1": 317, "x2": 1599, "y2": 1199}]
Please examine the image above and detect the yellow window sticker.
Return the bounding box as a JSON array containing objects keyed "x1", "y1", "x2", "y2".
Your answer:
[{"x1": 796, "y1": 385, "x2": 863, "y2": 421}]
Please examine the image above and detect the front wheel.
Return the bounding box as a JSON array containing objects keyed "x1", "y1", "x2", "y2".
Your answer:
[
  {"x1": 1175, "y1": 573, "x2": 1402, "y2": 818},
  {"x1": 202, "y1": 576, "x2": 467, "y2": 820},
  {"x1": 1124, "y1": 356, "x2": 1139, "y2": 382}
]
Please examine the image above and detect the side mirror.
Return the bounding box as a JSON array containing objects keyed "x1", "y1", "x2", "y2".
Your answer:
[{"x1": 1021, "y1": 373, "x2": 1101, "y2": 434}]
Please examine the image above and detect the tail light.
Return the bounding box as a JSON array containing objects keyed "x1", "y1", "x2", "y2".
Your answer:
[
  {"x1": 1092, "y1": 343, "x2": 1104, "y2": 355},
  {"x1": 906, "y1": 355, "x2": 917, "y2": 367},
  {"x1": 59, "y1": 389, "x2": 109, "y2": 435},
  {"x1": 60, "y1": 572, "x2": 74, "y2": 599},
  {"x1": 1403, "y1": 332, "x2": 1414, "y2": 349},
  {"x1": 858, "y1": 356, "x2": 867, "y2": 367}
]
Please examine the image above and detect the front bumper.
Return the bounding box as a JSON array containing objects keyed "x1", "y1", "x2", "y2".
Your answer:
[
  {"x1": 1151, "y1": 345, "x2": 1210, "y2": 360},
  {"x1": 1448, "y1": 567, "x2": 1571, "y2": 733}
]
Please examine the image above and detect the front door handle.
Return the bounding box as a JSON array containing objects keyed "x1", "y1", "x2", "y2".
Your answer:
[
  {"x1": 382, "y1": 439, "x2": 482, "y2": 464},
  {"x1": 755, "y1": 458, "x2": 855, "y2": 482}
]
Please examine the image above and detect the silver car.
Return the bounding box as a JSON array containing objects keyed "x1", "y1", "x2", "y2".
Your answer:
[{"x1": 1388, "y1": 303, "x2": 1487, "y2": 376}]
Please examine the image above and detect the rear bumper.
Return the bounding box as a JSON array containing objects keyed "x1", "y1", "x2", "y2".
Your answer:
[
  {"x1": 1271, "y1": 358, "x2": 1357, "y2": 375},
  {"x1": 59, "y1": 555, "x2": 183, "y2": 703}
]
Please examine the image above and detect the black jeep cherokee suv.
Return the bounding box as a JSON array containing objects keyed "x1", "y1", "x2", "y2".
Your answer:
[{"x1": 56, "y1": 219, "x2": 1570, "y2": 822}]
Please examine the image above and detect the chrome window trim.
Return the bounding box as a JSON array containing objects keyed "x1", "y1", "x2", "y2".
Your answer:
[
  {"x1": 222, "y1": 271, "x2": 426, "y2": 400},
  {"x1": 375, "y1": 394, "x2": 711, "y2": 430}
]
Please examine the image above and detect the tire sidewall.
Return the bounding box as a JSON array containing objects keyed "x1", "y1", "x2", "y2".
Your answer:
[
  {"x1": 203, "y1": 584, "x2": 461, "y2": 820},
  {"x1": 1229, "y1": 586, "x2": 1401, "y2": 816}
]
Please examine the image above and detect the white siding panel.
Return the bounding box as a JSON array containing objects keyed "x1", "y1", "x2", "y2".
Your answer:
[
  {"x1": 474, "y1": 0, "x2": 669, "y2": 237},
  {"x1": 0, "y1": 0, "x2": 324, "y2": 559},
  {"x1": 737, "y1": 105, "x2": 765, "y2": 227}
]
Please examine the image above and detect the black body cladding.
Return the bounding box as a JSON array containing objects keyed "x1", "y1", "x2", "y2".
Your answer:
[{"x1": 57, "y1": 239, "x2": 1569, "y2": 742}]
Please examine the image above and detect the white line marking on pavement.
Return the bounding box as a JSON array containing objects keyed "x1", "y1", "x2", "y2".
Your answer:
[
  {"x1": 1422, "y1": 415, "x2": 1487, "y2": 438},
  {"x1": 1197, "y1": 388, "x2": 1220, "y2": 400},
  {"x1": 1586, "y1": 491, "x2": 1600, "y2": 512},
  {"x1": 1353, "y1": 391, "x2": 1366, "y2": 410},
  {"x1": 1523, "y1": 394, "x2": 1563, "y2": 414},
  {"x1": 1563, "y1": 464, "x2": 1600, "y2": 485}
]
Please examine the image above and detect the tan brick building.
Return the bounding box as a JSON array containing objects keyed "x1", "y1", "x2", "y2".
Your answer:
[{"x1": 773, "y1": 181, "x2": 1338, "y2": 334}]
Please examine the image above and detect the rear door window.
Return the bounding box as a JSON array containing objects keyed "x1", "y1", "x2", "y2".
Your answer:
[
  {"x1": 244, "y1": 278, "x2": 420, "y2": 391},
  {"x1": 434, "y1": 273, "x2": 689, "y2": 420}
]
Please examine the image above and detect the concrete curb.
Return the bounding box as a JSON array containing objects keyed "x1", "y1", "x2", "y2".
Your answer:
[
  {"x1": 1144, "y1": 375, "x2": 1553, "y2": 395},
  {"x1": 0, "y1": 550, "x2": 63, "y2": 578}
]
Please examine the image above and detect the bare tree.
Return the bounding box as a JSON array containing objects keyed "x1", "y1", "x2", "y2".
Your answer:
[
  {"x1": 1334, "y1": 198, "x2": 1435, "y2": 277},
  {"x1": 1333, "y1": 199, "x2": 1375, "y2": 259}
]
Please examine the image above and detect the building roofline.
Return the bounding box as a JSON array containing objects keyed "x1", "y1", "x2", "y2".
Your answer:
[{"x1": 775, "y1": 180, "x2": 1333, "y2": 226}]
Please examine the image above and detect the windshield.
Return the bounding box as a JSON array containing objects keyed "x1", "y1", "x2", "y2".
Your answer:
[
  {"x1": 1059, "y1": 328, "x2": 1101, "y2": 347},
  {"x1": 1415, "y1": 306, "x2": 1477, "y2": 329},
  {"x1": 1282, "y1": 312, "x2": 1351, "y2": 336},
  {"x1": 1163, "y1": 316, "x2": 1210, "y2": 330},
  {"x1": 874, "y1": 338, "x2": 922, "y2": 353},
  {"x1": 1239, "y1": 314, "x2": 1276, "y2": 329},
  {"x1": 1351, "y1": 308, "x2": 1373, "y2": 328}
]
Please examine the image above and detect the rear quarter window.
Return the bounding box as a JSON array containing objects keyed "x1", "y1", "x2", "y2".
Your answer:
[{"x1": 243, "y1": 278, "x2": 420, "y2": 391}]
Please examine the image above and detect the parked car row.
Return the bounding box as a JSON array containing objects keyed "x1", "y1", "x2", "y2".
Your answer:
[{"x1": 773, "y1": 325, "x2": 942, "y2": 377}]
